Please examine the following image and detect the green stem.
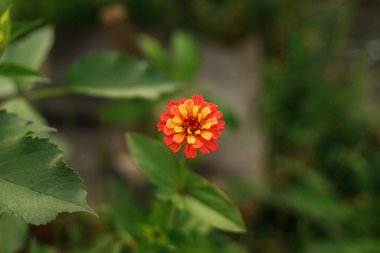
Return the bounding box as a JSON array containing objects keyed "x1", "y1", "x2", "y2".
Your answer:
[
  {"x1": 166, "y1": 203, "x2": 177, "y2": 230},
  {"x1": 14, "y1": 81, "x2": 23, "y2": 95},
  {"x1": 179, "y1": 153, "x2": 187, "y2": 187},
  {"x1": 27, "y1": 86, "x2": 68, "y2": 100}
]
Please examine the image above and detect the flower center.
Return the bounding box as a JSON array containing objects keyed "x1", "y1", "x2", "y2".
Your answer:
[{"x1": 183, "y1": 117, "x2": 200, "y2": 134}]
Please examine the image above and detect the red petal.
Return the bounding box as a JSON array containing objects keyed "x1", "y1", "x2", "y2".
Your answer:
[
  {"x1": 192, "y1": 136, "x2": 204, "y2": 149},
  {"x1": 157, "y1": 121, "x2": 165, "y2": 132},
  {"x1": 208, "y1": 110, "x2": 223, "y2": 119},
  {"x1": 160, "y1": 112, "x2": 172, "y2": 121},
  {"x1": 199, "y1": 145, "x2": 210, "y2": 154},
  {"x1": 208, "y1": 103, "x2": 218, "y2": 112},
  {"x1": 164, "y1": 134, "x2": 174, "y2": 145},
  {"x1": 192, "y1": 94, "x2": 204, "y2": 105},
  {"x1": 210, "y1": 130, "x2": 221, "y2": 139},
  {"x1": 164, "y1": 127, "x2": 175, "y2": 135},
  {"x1": 185, "y1": 144, "x2": 197, "y2": 158},
  {"x1": 205, "y1": 139, "x2": 219, "y2": 151},
  {"x1": 169, "y1": 142, "x2": 182, "y2": 153},
  {"x1": 210, "y1": 120, "x2": 225, "y2": 131},
  {"x1": 170, "y1": 106, "x2": 181, "y2": 118},
  {"x1": 166, "y1": 100, "x2": 179, "y2": 110}
]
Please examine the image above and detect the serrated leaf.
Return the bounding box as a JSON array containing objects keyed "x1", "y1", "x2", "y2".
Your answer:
[
  {"x1": 126, "y1": 132, "x2": 180, "y2": 193},
  {"x1": 0, "y1": 213, "x2": 28, "y2": 253},
  {"x1": 182, "y1": 172, "x2": 246, "y2": 233},
  {"x1": 64, "y1": 52, "x2": 181, "y2": 100},
  {"x1": 0, "y1": 110, "x2": 94, "y2": 225},
  {"x1": 1, "y1": 97, "x2": 52, "y2": 132}
]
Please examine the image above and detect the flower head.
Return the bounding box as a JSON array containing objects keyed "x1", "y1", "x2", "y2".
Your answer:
[{"x1": 157, "y1": 95, "x2": 225, "y2": 158}]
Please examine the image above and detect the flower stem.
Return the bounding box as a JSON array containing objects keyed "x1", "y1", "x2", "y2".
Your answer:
[
  {"x1": 27, "y1": 86, "x2": 68, "y2": 100},
  {"x1": 179, "y1": 153, "x2": 187, "y2": 187}
]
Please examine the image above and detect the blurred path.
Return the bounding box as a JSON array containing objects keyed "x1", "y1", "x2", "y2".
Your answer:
[{"x1": 197, "y1": 38, "x2": 266, "y2": 180}]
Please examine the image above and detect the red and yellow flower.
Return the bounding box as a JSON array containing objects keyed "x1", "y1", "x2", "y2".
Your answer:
[{"x1": 157, "y1": 95, "x2": 225, "y2": 158}]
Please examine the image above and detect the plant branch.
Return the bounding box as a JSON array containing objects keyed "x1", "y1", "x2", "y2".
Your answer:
[{"x1": 26, "y1": 86, "x2": 69, "y2": 100}]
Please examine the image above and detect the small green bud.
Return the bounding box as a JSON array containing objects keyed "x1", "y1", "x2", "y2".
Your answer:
[{"x1": 0, "y1": 7, "x2": 11, "y2": 56}]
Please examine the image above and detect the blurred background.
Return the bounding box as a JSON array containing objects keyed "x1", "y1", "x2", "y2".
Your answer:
[{"x1": 5, "y1": 0, "x2": 380, "y2": 252}]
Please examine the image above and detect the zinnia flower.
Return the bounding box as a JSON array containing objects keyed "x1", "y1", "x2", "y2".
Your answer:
[{"x1": 157, "y1": 94, "x2": 225, "y2": 158}]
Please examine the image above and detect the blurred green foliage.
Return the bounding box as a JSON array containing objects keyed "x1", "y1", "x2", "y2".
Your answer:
[
  {"x1": 1, "y1": 0, "x2": 379, "y2": 253},
  {"x1": 242, "y1": 1, "x2": 380, "y2": 253}
]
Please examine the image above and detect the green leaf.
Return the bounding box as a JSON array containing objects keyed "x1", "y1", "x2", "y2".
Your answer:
[
  {"x1": 0, "y1": 213, "x2": 28, "y2": 253},
  {"x1": 64, "y1": 52, "x2": 181, "y2": 100},
  {"x1": 0, "y1": 76, "x2": 16, "y2": 97},
  {"x1": 29, "y1": 238, "x2": 59, "y2": 253},
  {"x1": 103, "y1": 202, "x2": 147, "y2": 236},
  {"x1": 171, "y1": 31, "x2": 199, "y2": 81},
  {"x1": 308, "y1": 239, "x2": 380, "y2": 253},
  {"x1": 1, "y1": 26, "x2": 54, "y2": 69},
  {"x1": 0, "y1": 62, "x2": 49, "y2": 82},
  {"x1": 0, "y1": 110, "x2": 95, "y2": 225},
  {"x1": 182, "y1": 172, "x2": 246, "y2": 233},
  {"x1": 138, "y1": 35, "x2": 171, "y2": 73},
  {"x1": 0, "y1": 97, "x2": 51, "y2": 130},
  {"x1": 126, "y1": 133, "x2": 180, "y2": 193},
  {"x1": 0, "y1": 0, "x2": 11, "y2": 14},
  {"x1": 126, "y1": 133, "x2": 246, "y2": 233},
  {"x1": 10, "y1": 20, "x2": 43, "y2": 42}
]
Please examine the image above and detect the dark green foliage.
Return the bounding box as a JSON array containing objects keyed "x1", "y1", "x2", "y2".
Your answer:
[{"x1": 248, "y1": 1, "x2": 380, "y2": 252}]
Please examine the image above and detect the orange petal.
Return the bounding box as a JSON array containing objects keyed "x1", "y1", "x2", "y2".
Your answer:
[
  {"x1": 166, "y1": 119, "x2": 174, "y2": 128},
  {"x1": 172, "y1": 116, "x2": 182, "y2": 124},
  {"x1": 187, "y1": 135, "x2": 196, "y2": 144},
  {"x1": 185, "y1": 99, "x2": 194, "y2": 113},
  {"x1": 164, "y1": 127, "x2": 175, "y2": 135},
  {"x1": 201, "y1": 117, "x2": 218, "y2": 129},
  {"x1": 192, "y1": 136, "x2": 203, "y2": 148},
  {"x1": 200, "y1": 131, "x2": 213, "y2": 140},
  {"x1": 198, "y1": 107, "x2": 211, "y2": 121},
  {"x1": 174, "y1": 126, "x2": 184, "y2": 133},
  {"x1": 192, "y1": 105, "x2": 200, "y2": 117},
  {"x1": 204, "y1": 117, "x2": 218, "y2": 125},
  {"x1": 201, "y1": 123, "x2": 212, "y2": 129},
  {"x1": 170, "y1": 105, "x2": 181, "y2": 117},
  {"x1": 178, "y1": 104, "x2": 188, "y2": 118},
  {"x1": 173, "y1": 133, "x2": 186, "y2": 143}
]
